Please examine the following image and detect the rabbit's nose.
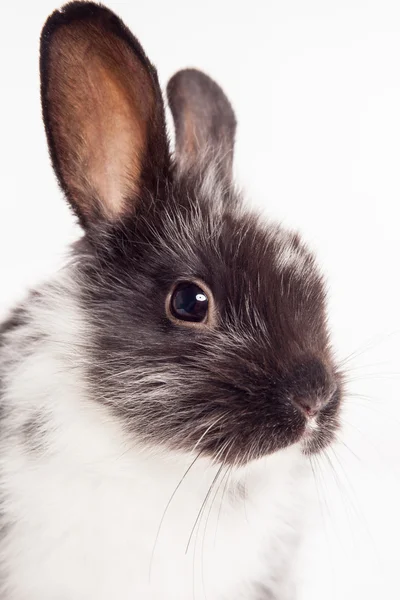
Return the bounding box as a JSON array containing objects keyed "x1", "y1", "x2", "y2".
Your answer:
[
  {"x1": 292, "y1": 396, "x2": 325, "y2": 418},
  {"x1": 283, "y1": 357, "x2": 338, "y2": 418},
  {"x1": 291, "y1": 382, "x2": 338, "y2": 418}
]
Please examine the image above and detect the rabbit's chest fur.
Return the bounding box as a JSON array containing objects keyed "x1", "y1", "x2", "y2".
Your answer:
[{"x1": 0, "y1": 290, "x2": 305, "y2": 600}]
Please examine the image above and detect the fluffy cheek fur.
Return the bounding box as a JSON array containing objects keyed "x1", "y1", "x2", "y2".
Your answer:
[
  {"x1": 89, "y1": 333, "x2": 341, "y2": 465},
  {"x1": 80, "y1": 214, "x2": 342, "y2": 465}
]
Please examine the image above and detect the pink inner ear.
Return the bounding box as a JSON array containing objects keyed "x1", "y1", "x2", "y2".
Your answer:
[
  {"x1": 45, "y1": 21, "x2": 156, "y2": 222},
  {"x1": 79, "y1": 59, "x2": 145, "y2": 219}
]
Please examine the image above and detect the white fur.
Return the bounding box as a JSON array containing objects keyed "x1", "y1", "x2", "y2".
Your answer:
[{"x1": 0, "y1": 276, "x2": 310, "y2": 600}]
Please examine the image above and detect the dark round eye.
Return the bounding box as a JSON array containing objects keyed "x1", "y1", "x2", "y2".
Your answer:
[{"x1": 170, "y1": 282, "x2": 209, "y2": 323}]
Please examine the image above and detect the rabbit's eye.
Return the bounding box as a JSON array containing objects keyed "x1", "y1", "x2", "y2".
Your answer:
[{"x1": 170, "y1": 282, "x2": 209, "y2": 323}]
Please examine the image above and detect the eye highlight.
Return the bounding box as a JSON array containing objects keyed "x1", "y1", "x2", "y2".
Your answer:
[{"x1": 170, "y1": 282, "x2": 209, "y2": 323}]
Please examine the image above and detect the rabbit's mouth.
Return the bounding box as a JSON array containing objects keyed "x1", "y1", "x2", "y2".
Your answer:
[
  {"x1": 300, "y1": 410, "x2": 341, "y2": 456},
  {"x1": 191, "y1": 367, "x2": 343, "y2": 466},
  {"x1": 302, "y1": 416, "x2": 320, "y2": 442},
  {"x1": 179, "y1": 393, "x2": 341, "y2": 467}
]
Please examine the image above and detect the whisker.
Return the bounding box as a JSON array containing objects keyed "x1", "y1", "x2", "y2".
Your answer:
[
  {"x1": 340, "y1": 417, "x2": 384, "y2": 459},
  {"x1": 241, "y1": 466, "x2": 250, "y2": 526},
  {"x1": 338, "y1": 330, "x2": 400, "y2": 368},
  {"x1": 186, "y1": 464, "x2": 225, "y2": 555},
  {"x1": 214, "y1": 464, "x2": 233, "y2": 548},
  {"x1": 327, "y1": 445, "x2": 382, "y2": 564},
  {"x1": 343, "y1": 372, "x2": 400, "y2": 383},
  {"x1": 322, "y1": 448, "x2": 359, "y2": 548},
  {"x1": 199, "y1": 462, "x2": 231, "y2": 600},
  {"x1": 310, "y1": 450, "x2": 338, "y2": 590},
  {"x1": 191, "y1": 414, "x2": 225, "y2": 454},
  {"x1": 345, "y1": 396, "x2": 400, "y2": 427},
  {"x1": 189, "y1": 463, "x2": 225, "y2": 600},
  {"x1": 148, "y1": 450, "x2": 202, "y2": 581},
  {"x1": 336, "y1": 434, "x2": 362, "y2": 463}
]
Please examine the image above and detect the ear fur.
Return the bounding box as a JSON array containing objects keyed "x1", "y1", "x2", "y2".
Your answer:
[
  {"x1": 167, "y1": 69, "x2": 236, "y2": 178},
  {"x1": 40, "y1": 2, "x2": 170, "y2": 227}
]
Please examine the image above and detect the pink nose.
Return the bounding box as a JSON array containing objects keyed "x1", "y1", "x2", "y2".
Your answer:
[
  {"x1": 295, "y1": 401, "x2": 321, "y2": 418},
  {"x1": 292, "y1": 390, "x2": 336, "y2": 418},
  {"x1": 285, "y1": 358, "x2": 338, "y2": 418}
]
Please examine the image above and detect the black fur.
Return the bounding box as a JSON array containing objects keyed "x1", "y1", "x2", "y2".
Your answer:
[
  {"x1": 167, "y1": 69, "x2": 237, "y2": 176},
  {"x1": 38, "y1": 2, "x2": 342, "y2": 467},
  {"x1": 0, "y1": 306, "x2": 28, "y2": 343},
  {"x1": 74, "y1": 175, "x2": 342, "y2": 465}
]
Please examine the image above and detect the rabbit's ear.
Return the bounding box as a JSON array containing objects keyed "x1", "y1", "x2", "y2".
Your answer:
[
  {"x1": 40, "y1": 2, "x2": 170, "y2": 228},
  {"x1": 167, "y1": 69, "x2": 236, "y2": 178}
]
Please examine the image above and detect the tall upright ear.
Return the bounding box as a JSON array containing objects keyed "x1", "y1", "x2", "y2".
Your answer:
[
  {"x1": 167, "y1": 69, "x2": 236, "y2": 178},
  {"x1": 40, "y1": 2, "x2": 170, "y2": 228}
]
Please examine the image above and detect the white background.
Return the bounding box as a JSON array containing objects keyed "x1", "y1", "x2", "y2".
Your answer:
[{"x1": 1, "y1": 1, "x2": 400, "y2": 598}]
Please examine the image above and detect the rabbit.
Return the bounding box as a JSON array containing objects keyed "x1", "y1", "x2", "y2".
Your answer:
[{"x1": 0, "y1": 2, "x2": 342, "y2": 599}]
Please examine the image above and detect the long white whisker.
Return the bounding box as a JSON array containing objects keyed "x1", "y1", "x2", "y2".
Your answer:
[{"x1": 148, "y1": 450, "x2": 202, "y2": 581}]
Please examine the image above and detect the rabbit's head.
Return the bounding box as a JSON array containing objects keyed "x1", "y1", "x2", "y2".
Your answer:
[{"x1": 40, "y1": 2, "x2": 342, "y2": 465}]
